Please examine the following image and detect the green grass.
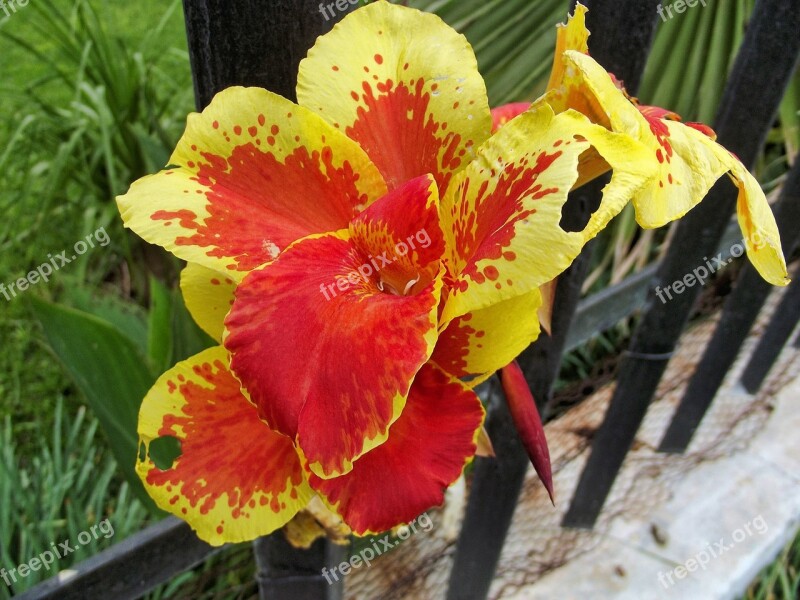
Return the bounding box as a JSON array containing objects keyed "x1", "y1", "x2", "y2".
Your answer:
[
  {"x1": 0, "y1": 0, "x2": 193, "y2": 433},
  {"x1": 744, "y1": 529, "x2": 800, "y2": 600},
  {"x1": 0, "y1": 398, "x2": 150, "y2": 598}
]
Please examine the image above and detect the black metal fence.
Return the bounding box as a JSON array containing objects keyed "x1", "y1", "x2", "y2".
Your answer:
[{"x1": 17, "y1": 0, "x2": 800, "y2": 598}]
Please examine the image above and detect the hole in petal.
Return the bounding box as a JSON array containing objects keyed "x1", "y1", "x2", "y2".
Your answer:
[
  {"x1": 559, "y1": 171, "x2": 611, "y2": 233},
  {"x1": 149, "y1": 436, "x2": 183, "y2": 471}
]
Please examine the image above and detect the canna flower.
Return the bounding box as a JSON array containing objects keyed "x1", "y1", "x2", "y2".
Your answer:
[
  {"x1": 116, "y1": 1, "x2": 783, "y2": 546},
  {"x1": 493, "y1": 3, "x2": 789, "y2": 285}
]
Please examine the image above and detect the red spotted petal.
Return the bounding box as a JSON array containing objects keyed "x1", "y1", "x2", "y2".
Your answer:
[
  {"x1": 432, "y1": 290, "x2": 542, "y2": 386},
  {"x1": 307, "y1": 363, "x2": 484, "y2": 535},
  {"x1": 136, "y1": 347, "x2": 312, "y2": 545},
  {"x1": 224, "y1": 219, "x2": 443, "y2": 480},
  {"x1": 297, "y1": 2, "x2": 492, "y2": 192},
  {"x1": 118, "y1": 87, "x2": 386, "y2": 276}
]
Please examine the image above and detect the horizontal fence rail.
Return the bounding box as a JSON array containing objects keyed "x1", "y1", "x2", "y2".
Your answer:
[{"x1": 14, "y1": 518, "x2": 220, "y2": 600}]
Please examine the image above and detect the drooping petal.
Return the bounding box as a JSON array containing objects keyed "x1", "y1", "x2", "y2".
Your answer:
[
  {"x1": 224, "y1": 228, "x2": 443, "y2": 480},
  {"x1": 296, "y1": 2, "x2": 492, "y2": 192},
  {"x1": 550, "y1": 46, "x2": 788, "y2": 285},
  {"x1": 136, "y1": 346, "x2": 312, "y2": 546},
  {"x1": 117, "y1": 87, "x2": 387, "y2": 276},
  {"x1": 432, "y1": 289, "x2": 542, "y2": 385},
  {"x1": 180, "y1": 263, "x2": 237, "y2": 342},
  {"x1": 729, "y1": 160, "x2": 788, "y2": 286},
  {"x1": 500, "y1": 361, "x2": 554, "y2": 503},
  {"x1": 557, "y1": 52, "x2": 787, "y2": 285},
  {"x1": 307, "y1": 363, "x2": 484, "y2": 535},
  {"x1": 439, "y1": 103, "x2": 654, "y2": 323}
]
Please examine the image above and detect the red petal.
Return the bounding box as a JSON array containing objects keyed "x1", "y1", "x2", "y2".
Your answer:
[
  {"x1": 224, "y1": 225, "x2": 442, "y2": 479},
  {"x1": 307, "y1": 363, "x2": 484, "y2": 534}
]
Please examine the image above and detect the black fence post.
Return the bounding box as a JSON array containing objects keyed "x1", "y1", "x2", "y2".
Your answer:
[
  {"x1": 739, "y1": 275, "x2": 800, "y2": 393},
  {"x1": 182, "y1": 0, "x2": 357, "y2": 109},
  {"x1": 659, "y1": 158, "x2": 800, "y2": 452},
  {"x1": 180, "y1": 2, "x2": 358, "y2": 598},
  {"x1": 563, "y1": 0, "x2": 800, "y2": 529},
  {"x1": 445, "y1": 3, "x2": 662, "y2": 598}
]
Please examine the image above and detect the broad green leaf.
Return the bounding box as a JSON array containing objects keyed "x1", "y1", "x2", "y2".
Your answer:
[{"x1": 31, "y1": 297, "x2": 162, "y2": 515}]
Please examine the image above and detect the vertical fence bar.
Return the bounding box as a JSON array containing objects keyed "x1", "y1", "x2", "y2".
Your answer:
[
  {"x1": 254, "y1": 534, "x2": 347, "y2": 600},
  {"x1": 183, "y1": 0, "x2": 357, "y2": 108},
  {"x1": 445, "y1": 3, "x2": 662, "y2": 598},
  {"x1": 659, "y1": 158, "x2": 800, "y2": 452},
  {"x1": 563, "y1": 0, "x2": 800, "y2": 529},
  {"x1": 181, "y1": 2, "x2": 357, "y2": 598},
  {"x1": 739, "y1": 275, "x2": 800, "y2": 393}
]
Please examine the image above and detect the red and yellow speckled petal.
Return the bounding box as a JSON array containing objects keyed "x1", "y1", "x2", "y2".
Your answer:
[
  {"x1": 491, "y1": 102, "x2": 531, "y2": 133},
  {"x1": 349, "y1": 174, "x2": 445, "y2": 295},
  {"x1": 307, "y1": 363, "x2": 485, "y2": 535},
  {"x1": 559, "y1": 53, "x2": 787, "y2": 285},
  {"x1": 180, "y1": 263, "x2": 237, "y2": 343},
  {"x1": 224, "y1": 231, "x2": 443, "y2": 480},
  {"x1": 296, "y1": 2, "x2": 491, "y2": 192},
  {"x1": 117, "y1": 87, "x2": 387, "y2": 276},
  {"x1": 432, "y1": 289, "x2": 542, "y2": 384},
  {"x1": 440, "y1": 103, "x2": 653, "y2": 323},
  {"x1": 136, "y1": 346, "x2": 312, "y2": 546}
]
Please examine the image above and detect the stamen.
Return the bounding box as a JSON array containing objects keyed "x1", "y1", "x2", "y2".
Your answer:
[{"x1": 403, "y1": 275, "x2": 421, "y2": 295}]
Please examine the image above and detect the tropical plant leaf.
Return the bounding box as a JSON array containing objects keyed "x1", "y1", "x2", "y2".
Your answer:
[{"x1": 30, "y1": 297, "x2": 161, "y2": 515}]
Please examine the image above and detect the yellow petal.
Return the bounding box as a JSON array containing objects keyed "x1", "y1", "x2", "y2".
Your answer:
[
  {"x1": 137, "y1": 347, "x2": 313, "y2": 545},
  {"x1": 547, "y1": 3, "x2": 590, "y2": 92},
  {"x1": 117, "y1": 87, "x2": 386, "y2": 277},
  {"x1": 550, "y1": 51, "x2": 788, "y2": 285},
  {"x1": 297, "y1": 1, "x2": 492, "y2": 192},
  {"x1": 433, "y1": 289, "x2": 542, "y2": 384},
  {"x1": 180, "y1": 263, "x2": 237, "y2": 342},
  {"x1": 439, "y1": 103, "x2": 655, "y2": 322}
]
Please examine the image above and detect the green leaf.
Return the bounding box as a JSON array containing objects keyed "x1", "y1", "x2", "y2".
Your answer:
[
  {"x1": 30, "y1": 297, "x2": 162, "y2": 515},
  {"x1": 61, "y1": 282, "x2": 149, "y2": 355},
  {"x1": 147, "y1": 276, "x2": 173, "y2": 373}
]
